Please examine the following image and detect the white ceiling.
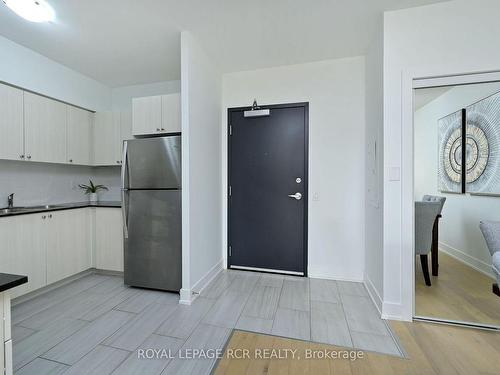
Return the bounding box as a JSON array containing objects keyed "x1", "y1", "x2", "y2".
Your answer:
[{"x1": 0, "y1": 0, "x2": 448, "y2": 87}]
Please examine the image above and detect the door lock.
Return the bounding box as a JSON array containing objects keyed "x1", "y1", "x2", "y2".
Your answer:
[{"x1": 288, "y1": 192, "x2": 302, "y2": 200}]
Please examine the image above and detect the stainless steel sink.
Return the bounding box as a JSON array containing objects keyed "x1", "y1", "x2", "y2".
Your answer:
[
  {"x1": 28, "y1": 205, "x2": 63, "y2": 210},
  {"x1": 0, "y1": 207, "x2": 31, "y2": 214},
  {"x1": 0, "y1": 205, "x2": 67, "y2": 215}
]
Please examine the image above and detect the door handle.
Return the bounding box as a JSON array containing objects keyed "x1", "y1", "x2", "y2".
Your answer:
[{"x1": 288, "y1": 192, "x2": 302, "y2": 200}]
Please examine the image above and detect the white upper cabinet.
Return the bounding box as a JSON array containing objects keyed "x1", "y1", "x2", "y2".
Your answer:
[
  {"x1": 132, "y1": 95, "x2": 162, "y2": 135},
  {"x1": 132, "y1": 93, "x2": 180, "y2": 135},
  {"x1": 24, "y1": 92, "x2": 67, "y2": 164},
  {"x1": 67, "y1": 106, "x2": 93, "y2": 165},
  {"x1": 161, "y1": 93, "x2": 181, "y2": 134},
  {"x1": 119, "y1": 110, "x2": 132, "y2": 162},
  {"x1": 93, "y1": 110, "x2": 132, "y2": 166},
  {"x1": 0, "y1": 83, "x2": 137, "y2": 167},
  {"x1": 120, "y1": 110, "x2": 133, "y2": 142},
  {"x1": 0, "y1": 84, "x2": 24, "y2": 161},
  {"x1": 93, "y1": 111, "x2": 117, "y2": 166}
]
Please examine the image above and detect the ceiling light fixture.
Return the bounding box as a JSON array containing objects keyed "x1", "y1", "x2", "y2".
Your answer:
[{"x1": 2, "y1": 0, "x2": 55, "y2": 23}]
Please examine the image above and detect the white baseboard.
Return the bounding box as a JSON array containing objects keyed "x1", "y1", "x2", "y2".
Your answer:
[
  {"x1": 192, "y1": 259, "x2": 224, "y2": 294},
  {"x1": 439, "y1": 242, "x2": 495, "y2": 279},
  {"x1": 364, "y1": 275, "x2": 383, "y2": 315},
  {"x1": 179, "y1": 259, "x2": 224, "y2": 305},
  {"x1": 382, "y1": 302, "x2": 407, "y2": 321},
  {"x1": 12, "y1": 269, "x2": 95, "y2": 306},
  {"x1": 179, "y1": 288, "x2": 192, "y2": 305},
  {"x1": 308, "y1": 272, "x2": 363, "y2": 283}
]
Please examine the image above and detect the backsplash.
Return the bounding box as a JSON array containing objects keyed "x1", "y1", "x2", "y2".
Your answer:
[{"x1": 0, "y1": 160, "x2": 121, "y2": 207}]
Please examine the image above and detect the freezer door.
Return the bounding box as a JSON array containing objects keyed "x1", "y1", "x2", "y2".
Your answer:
[
  {"x1": 124, "y1": 136, "x2": 181, "y2": 189},
  {"x1": 124, "y1": 190, "x2": 182, "y2": 291}
]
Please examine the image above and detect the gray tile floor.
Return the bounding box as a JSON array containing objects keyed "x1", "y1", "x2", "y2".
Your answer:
[{"x1": 12, "y1": 270, "x2": 403, "y2": 375}]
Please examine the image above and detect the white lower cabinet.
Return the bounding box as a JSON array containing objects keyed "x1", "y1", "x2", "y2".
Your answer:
[
  {"x1": 94, "y1": 208, "x2": 124, "y2": 272},
  {"x1": 0, "y1": 291, "x2": 13, "y2": 375},
  {"x1": 0, "y1": 214, "x2": 46, "y2": 299},
  {"x1": 0, "y1": 207, "x2": 123, "y2": 299},
  {"x1": 46, "y1": 209, "x2": 92, "y2": 284}
]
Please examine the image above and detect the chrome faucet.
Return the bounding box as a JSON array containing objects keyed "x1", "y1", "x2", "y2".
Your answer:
[{"x1": 7, "y1": 193, "x2": 14, "y2": 209}]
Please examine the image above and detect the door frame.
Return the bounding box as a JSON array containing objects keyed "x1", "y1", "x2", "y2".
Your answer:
[
  {"x1": 399, "y1": 68, "x2": 500, "y2": 322},
  {"x1": 227, "y1": 102, "x2": 309, "y2": 276}
]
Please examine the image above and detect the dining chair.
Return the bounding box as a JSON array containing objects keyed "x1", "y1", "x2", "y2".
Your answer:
[
  {"x1": 422, "y1": 195, "x2": 446, "y2": 276},
  {"x1": 415, "y1": 201, "x2": 442, "y2": 286}
]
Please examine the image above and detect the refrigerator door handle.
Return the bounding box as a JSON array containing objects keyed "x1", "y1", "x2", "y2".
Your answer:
[
  {"x1": 122, "y1": 190, "x2": 129, "y2": 239},
  {"x1": 121, "y1": 141, "x2": 129, "y2": 238},
  {"x1": 121, "y1": 141, "x2": 128, "y2": 189}
]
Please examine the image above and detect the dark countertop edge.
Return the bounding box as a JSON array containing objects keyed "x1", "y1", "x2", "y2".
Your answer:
[
  {"x1": 0, "y1": 273, "x2": 28, "y2": 293},
  {"x1": 0, "y1": 201, "x2": 121, "y2": 218}
]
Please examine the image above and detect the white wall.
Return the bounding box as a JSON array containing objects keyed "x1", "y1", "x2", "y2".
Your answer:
[
  {"x1": 414, "y1": 82, "x2": 500, "y2": 278},
  {"x1": 0, "y1": 35, "x2": 121, "y2": 206},
  {"x1": 384, "y1": 0, "x2": 500, "y2": 320},
  {"x1": 222, "y1": 57, "x2": 366, "y2": 282},
  {"x1": 364, "y1": 16, "x2": 384, "y2": 311},
  {"x1": 0, "y1": 35, "x2": 111, "y2": 111},
  {"x1": 111, "y1": 80, "x2": 181, "y2": 110},
  {"x1": 180, "y1": 32, "x2": 222, "y2": 303}
]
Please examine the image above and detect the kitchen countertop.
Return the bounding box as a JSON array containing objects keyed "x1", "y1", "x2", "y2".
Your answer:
[
  {"x1": 0, "y1": 201, "x2": 121, "y2": 218},
  {"x1": 0, "y1": 273, "x2": 28, "y2": 293}
]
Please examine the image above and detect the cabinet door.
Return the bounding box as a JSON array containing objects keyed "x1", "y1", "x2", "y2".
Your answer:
[
  {"x1": 95, "y1": 208, "x2": 124, "y2": 272},
  {"x1": 161, "y1": 93, "x2": 181, "y2": 133},
  {"x1": 116, "y1": 110, "x2": 133, "y2": 164},
  {"x1": 132, "y1": 95, "x2": 162, "y2": 135},
  {"x1": 0, "y1": 214, "x2": 47, "y2": 299},
  {"x1": 93, "y1": 111, "x2": 118, "y2": 166},
  {"x1": 46, "y1": 209, "x2": 91, "y2": 284},
  {"x1": 67, "y1": 106, "x2": 92, "y2": 165},
  {"x1": 24, "y1": 92, "x2": 67, "y2": 163},
  {"x1": 0, "y1": 84, "x2": 24, "y2": 161}
]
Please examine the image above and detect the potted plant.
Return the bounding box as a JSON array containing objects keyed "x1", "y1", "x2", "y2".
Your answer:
[{"x1": 78, "y1": 180, "x2": 108, "y2": 203}]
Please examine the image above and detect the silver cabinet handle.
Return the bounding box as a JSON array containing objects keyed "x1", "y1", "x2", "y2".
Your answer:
[
  {"x1": 48, "y1": 214, "x2": 52, "y2": 218},
  {"x1": 156, "y1": 128, "x2": 160, "y2": 131},
  {"x1": 27, "y1": 155, "x2": 32, "y2": 159},
  {"x1": 69, "y1": 159, "x2": 73, "y2": 163},
  {"x1": 288, "y1": 192, "x2": 302, "y2": 200},
  {"x1": 42, "y1": 215, "x2": 46, "y2": 219},
  {"x1": 20, "y1": 155, "x2": 25, "y2": 159}
]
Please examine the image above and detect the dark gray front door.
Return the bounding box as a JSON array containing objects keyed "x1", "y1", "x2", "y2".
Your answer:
[{"x1": 228, "y1": 103, "x2": 308, "y2": 275}]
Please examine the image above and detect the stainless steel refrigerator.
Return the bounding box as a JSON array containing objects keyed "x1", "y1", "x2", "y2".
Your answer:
[{"x1": 121, "y1": 136, "x2": 182, "y2": 292}]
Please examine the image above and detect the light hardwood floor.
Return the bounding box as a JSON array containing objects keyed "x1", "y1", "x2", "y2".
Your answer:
[
  {"x1": 415, "y1": 251, "x2": 500, "y2": 326},
  {"x1": 215, "y1": 320, "x2": 500, "y2": 375}
]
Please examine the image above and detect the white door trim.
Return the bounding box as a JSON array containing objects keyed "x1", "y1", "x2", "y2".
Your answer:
[{"x1": 400, "y1": 68, "x2": 500, "y2": 321}]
